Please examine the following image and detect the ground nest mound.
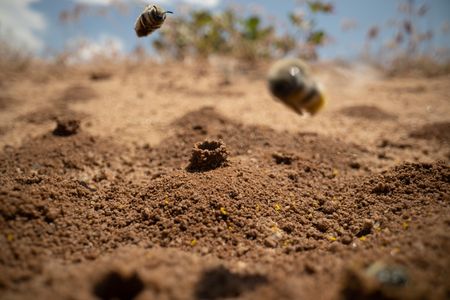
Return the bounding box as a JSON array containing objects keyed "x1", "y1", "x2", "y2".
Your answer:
[
  {"x1": 339, "y1": 105, "x2": 397, "y2": 120},
  {"x1": 0, "y1": 105, "x2": 449, "y2": 300},
  {"x1": 409, "y1": 121, "x2": 450, "y2": 143},
  {"x1": 187, "y1": 139, "x2": 229, "y2": 172},
  {"x1": 58, "y1": 84, "x2": 97, "y2": 103}
]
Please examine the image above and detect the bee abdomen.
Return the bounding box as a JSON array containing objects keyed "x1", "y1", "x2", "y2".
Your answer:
[
  {"x1": 135, "y1": 21, "x2": 162, "y2": 37},
  {"x1": 267, "y1": 58, "x2": 326, "y2": 115}
]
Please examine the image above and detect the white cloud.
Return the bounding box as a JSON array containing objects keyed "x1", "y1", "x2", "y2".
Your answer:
[
  {"x1": 66, "y1": 34, "x2": 125, "y2": 63},
  {"x1": 171, "y1": 0, "x2": 220, "y2": 7},
  {"x1": 0, "y1": 0, "x2": 47, "y2": 52},
  {"x1": 71, "y1": 0, "x2": 113, "y2": 4},
  {"x1": 72, "y1": 0, "x2": 220, "y2": 8}
]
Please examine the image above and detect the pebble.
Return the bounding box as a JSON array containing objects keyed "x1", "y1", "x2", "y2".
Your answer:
[
  {"x1": 341, "y1": 235, "x2": 353, "y2": 245},
  {"x1": 366, "y1": 262, "x2": 408, "y2": 287}
]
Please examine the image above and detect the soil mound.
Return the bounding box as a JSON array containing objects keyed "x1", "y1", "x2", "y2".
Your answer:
[
  {"x1": 58, "y1": 84, "x2": 97, "y2": 103},
  {"x1": 0, "y1": 92, "x2": 15, "y2": 110},
  {"x1": 164, "y1": 107, "x2": 368, "y2": 171},
  {"x1": 187, "y1": 139, "x2": 229, "y2": 172},
  {"x1": 1, "y1": 158, "x2": 448, "y2": 299},
  {"x1": 18, "y1": 107, "x2": 87, "y2": 125},
  {"x1": 340, "y1": 105, "x2": 397, "y2": 120},
  {"x1": 0, "y1": 107, "x2": 449, "y2": 299},
  {"x1": 1, "y1": 62, "x2": 450, "y2": 299},
  {"x1": 409, "y1": 122, "x2": 450, "y2": 143}
]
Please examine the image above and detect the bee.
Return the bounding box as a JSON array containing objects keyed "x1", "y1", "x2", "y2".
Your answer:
[
  {"x1": 134, "y1": 4, "x2": 173, "y2": 38},
  {"x1": 268, "y1": 58, "x2": 326, "y2": 115}
]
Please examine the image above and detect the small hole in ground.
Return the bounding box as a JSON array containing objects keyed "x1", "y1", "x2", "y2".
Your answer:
[
  {"x1": 187, "y1": 140, "x2": 229, "y2": 172},
  {"x1": 93, "y1": 270, "x2": 144, "y2": 300},
  {"x1": 198, "y1": 140, "x2": 221, "y2": 151},
  {"x1": 194, "y1": 266, "x2": 267, "y2": 299}
]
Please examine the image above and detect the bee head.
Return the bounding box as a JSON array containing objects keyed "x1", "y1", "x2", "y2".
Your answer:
[
  {"x1": 268, "y1": 66, "x2": 306, "y2": 101},
  {"x1": 152, "y1": 5, "x2": 173, "y2": 21}
]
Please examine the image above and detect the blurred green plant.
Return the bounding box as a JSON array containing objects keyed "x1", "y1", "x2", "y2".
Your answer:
[
  {"x1": 289, "y1": 1, "x2": 334, "y2": 60},
  {"x1": 153, "y1": 2, "x2": 334, "y2": 64},
  {"x1": 154, "y1": 9, "x2": 276, "y2": 63}
]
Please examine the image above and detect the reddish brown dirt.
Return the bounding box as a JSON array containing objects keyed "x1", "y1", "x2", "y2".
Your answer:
[
  {"x1": 0, "y1": 62, "x2": 449, "y2": 300},
  {"x1": 339, "y1": 105, "x2": 397, "y2": 120},
  {"x1": 409, "y1": 121, "x2": 450, "y2": 143}
]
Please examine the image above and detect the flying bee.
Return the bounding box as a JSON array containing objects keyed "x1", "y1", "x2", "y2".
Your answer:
[
  {"x1": 134, "y1": 4, "x2": 173, "y2": 38},
  {"x1": 268, "y1": 58, "x2": 326, "y2": 116}
]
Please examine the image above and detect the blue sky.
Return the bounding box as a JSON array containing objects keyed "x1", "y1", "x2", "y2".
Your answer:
[{"x1": 0, "y1": 0, "x2": 449, "y2": 60}]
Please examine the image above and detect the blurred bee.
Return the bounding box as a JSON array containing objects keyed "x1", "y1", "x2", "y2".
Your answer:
[
  {"x1": 268, "y1": 58, "x2": 326, "y2": 115},
  {"x1": 134, "y1": 4, "x2": 173, "y2": 38}
]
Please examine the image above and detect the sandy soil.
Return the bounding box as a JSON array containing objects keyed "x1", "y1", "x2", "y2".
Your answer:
[{"x1": 0, "y1": 61, "x2": 449, "y2": 300}]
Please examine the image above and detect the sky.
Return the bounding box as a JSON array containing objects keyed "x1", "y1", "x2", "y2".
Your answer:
[{"x1": 0, "y1": 0, "x2": 449, "y2": 61}]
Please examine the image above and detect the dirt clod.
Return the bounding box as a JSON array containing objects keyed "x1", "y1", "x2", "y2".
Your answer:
[
  {"x1": 272, "y1": 152, "x2": 296, "y2": 165},
  {"x1": 356, "y1": 219, "x2": 374, "y2": 237},
  {"x1": 264, "y1": 237, "x2": 278, "y2": 248},
  {"x1": 372, "y1": 183, "x2": 392, "y2": 195},
  {"x1": 366, "y1": 262, "x2": 408, "y2": 287},
  {"x1": 339, "y1": 263, "x2": 415, "y2": 300},
  {"x1": 53, "y1": 118, "x2": 80, "y2": 136},
  {"x1": 349, "y1": 161, "x2": 361, "y2": 169}
]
